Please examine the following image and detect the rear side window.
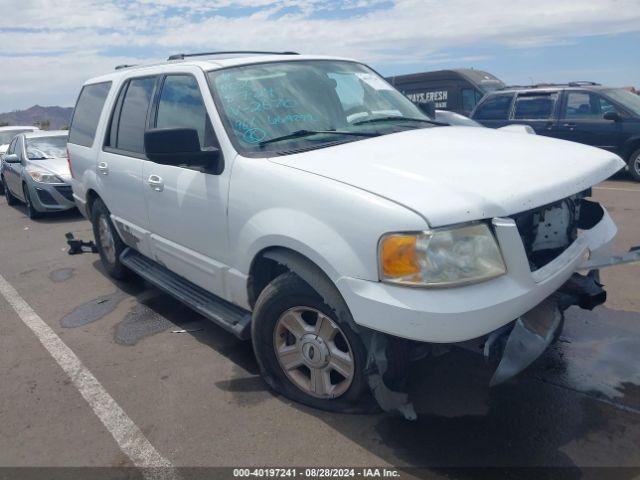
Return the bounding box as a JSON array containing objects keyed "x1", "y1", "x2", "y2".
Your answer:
[
  {"x1": 115, "y1": 77, "x2": 156, "y2": 154},
  {"x1": 513, "y1": 93, "x2": 558, "y2": 120},
  {"x1": 69, "y1": 82, "x2": 112, "y2": 147},
  {"x1": 474, "y1": 95, "x2": 512, "y2": 120}
]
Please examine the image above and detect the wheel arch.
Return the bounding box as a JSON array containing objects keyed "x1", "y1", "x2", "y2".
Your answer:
[{"x1": 247, "y1": 247, "x2": 351, "y2": 321}]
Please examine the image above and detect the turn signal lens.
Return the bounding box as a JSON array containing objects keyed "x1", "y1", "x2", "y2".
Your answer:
[{"x1": 380, "y1": 235, "x2": 420, "y2": 277}]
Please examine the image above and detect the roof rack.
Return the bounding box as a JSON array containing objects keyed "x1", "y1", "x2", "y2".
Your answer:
[
  {"x1": 167, "y1": 51, "x2": 299, "y2": 61},
  {"x1": 115, "y1": 64, "x2": 137, "y2": 70},
  {"x1": 500, "y1": 81, "x2": 601, "y2": 90}
]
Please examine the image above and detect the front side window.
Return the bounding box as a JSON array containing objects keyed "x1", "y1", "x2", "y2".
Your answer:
[
  {"x1": 115, "y1": 77, "x2": 156, "y2": 154},
  {"x1": 461, "y1": 88, "x2": 482, "y2": 113},
  {"x1": 68, "y1": 82, "x2": 111, "y2": 147},
  {"x1": 6, "y1": 137, "x2": 18, "y2": 155},
  {"x1": 155, "y1": 75, "x2": 214, "y2": 148},
  {"x1": 564, "y1": 91, "x2": 624, "y2": 119},
  {"x1": 207, "y1": 60, "x2": 429, "y2": 156},
  {"x1": 513, "y1": 93, "x2": 557, "y2": 120},
  {"x1": 26, "y1": 135, "x2": 68, "y2": 160},
  {"x1": 473, "y1": 95, "x2": 513, "y2": 120}
]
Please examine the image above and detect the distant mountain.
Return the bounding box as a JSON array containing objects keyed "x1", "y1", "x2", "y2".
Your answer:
[{"x1": 0, "y1": 105, "x2": 73, "y2": 130}]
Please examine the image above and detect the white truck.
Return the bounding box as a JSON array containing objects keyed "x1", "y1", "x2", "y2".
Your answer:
[{"x1": 68, "y1": 52, "x2": 636, "y2": 418}]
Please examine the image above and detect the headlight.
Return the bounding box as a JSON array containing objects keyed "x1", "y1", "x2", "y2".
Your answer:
[
  {"x1": 26, "y1": 169, "x2": 64, "y2": 184},
  {"x1": 379, "y1": 223, "x2": 506, "y2": 287}
]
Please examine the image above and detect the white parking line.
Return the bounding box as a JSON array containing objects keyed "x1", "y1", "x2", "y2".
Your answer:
[
  {"x1": 0, "y1": 273, "x2": 174, "y2": 477},
  {"x1": 594, "y1": 186, "x2": 640, "y2": 192}
]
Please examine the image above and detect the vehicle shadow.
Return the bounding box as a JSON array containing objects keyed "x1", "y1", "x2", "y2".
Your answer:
[
  {"x1": 91, "y1": 261, "x2": 640, "y2": 476},
  {"x1": 6, "y1": 201, "x2": 85, "y2": 224}
]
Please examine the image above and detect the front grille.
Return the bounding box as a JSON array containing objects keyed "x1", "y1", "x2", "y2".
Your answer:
[
  {"x1": 55, "y1": 185, "x2": 74, "y2": 202},
  {"x1": 511, "y1": 195, "x2": 583, "y2": 271}
]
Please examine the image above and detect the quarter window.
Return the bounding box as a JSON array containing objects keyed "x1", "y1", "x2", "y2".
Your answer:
[
  {"x1": 513, "y1": 93, "x2": 557, "y2": 120},
  {"x1": 115, "y1": 77, "x2": 156, "y2": 154},
  {"x1": 68, "y1": 82, "x2": 112, "y2": 147},
  {"x1": 474, "y1": 95, "x2": 513, "y2": 120},
  {"x1": 155, "y1": 75, "x2": 214, "y2": 148}
]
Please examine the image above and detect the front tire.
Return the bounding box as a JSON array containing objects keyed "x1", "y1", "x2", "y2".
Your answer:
[
  {"x1": 628, "y1": 148, "x2": 640, "y2": 182},
  {"x1": 252, "y1": 272, "x2": 370, "y2": 412},
  {"x1": 91, "y1": 198, "x2": 129, "y2": 280},
  {"x1": 22, "y1": 184, "x2": 40, "y2": 219}
]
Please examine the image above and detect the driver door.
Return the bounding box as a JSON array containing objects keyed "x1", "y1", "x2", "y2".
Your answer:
[{"x1": 142, "y1": 72, "x2": 230, "y2": 297}]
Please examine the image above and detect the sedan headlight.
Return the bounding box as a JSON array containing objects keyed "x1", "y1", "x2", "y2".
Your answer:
[
  {"x1": 379, "y1": 223, "x2": 506, "y2": 287},
  {"x1": 26, "y1": 169, "x2": 64, "y2": 184}
]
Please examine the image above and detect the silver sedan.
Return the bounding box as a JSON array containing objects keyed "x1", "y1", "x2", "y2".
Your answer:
[{"x1": 1, "y1": 130, "x2": 75, "y2": 218}]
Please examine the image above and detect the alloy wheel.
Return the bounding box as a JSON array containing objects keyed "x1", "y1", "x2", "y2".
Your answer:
[
  {"x1": 273, "y1": 307, "x2": 355, "y2": 399},
  {"x1": 98, "y1": 215, "x2": 117, "y2": 265}
]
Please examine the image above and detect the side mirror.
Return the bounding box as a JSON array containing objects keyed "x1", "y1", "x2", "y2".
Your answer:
[
  {"x1": 603, "y1": 111, "x2": 620, "y2": 121},
  {"x1": 414, "y1": 100, "x2": 436, "y2": 118},
  {"x1": 3, "y1": 153, "x2": 20, "y2": 164},
  {"x1": 144, "y1": 128, "x2": 223, "y2": 174}
]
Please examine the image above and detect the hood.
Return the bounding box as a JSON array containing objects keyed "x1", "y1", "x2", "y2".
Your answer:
[
  {"x1": 28, "y1": 157, "x2": 71, "y2": 181},
  {"x1": 269, "y1": 127, "x2": 624, "y2": 227}
]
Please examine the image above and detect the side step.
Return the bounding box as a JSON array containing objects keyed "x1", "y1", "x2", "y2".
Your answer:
[{"x1": 120, "y1": 248, "x2": 251, "y2": 339}]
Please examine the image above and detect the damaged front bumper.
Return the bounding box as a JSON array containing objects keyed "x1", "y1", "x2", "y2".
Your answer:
[{"x1": 350, "y1": 201, "x2": 640, "y2": 419}]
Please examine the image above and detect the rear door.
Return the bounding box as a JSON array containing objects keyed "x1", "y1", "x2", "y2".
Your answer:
[
  {"x1": 142, "y1": 71, "x2": 229, "y2": 297},
  {"x1": 472, "y1": 93, "x2": 514, "y2": 128},
  {"x1": 100, "y1": 75, "x2": 158, "y2": 258},
  {"x1": 553, "y1": 90, "x2": 623, "y2": 151},
  {"x1": 510, "y1": 91, "x2": 560, "y2": 136}
]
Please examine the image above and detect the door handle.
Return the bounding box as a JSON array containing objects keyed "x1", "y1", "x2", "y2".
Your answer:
[
  {"x1": 562, "y1": 123, "x2": 576, "y2": 129},
  {"x1": 147, "y1": 174, "x2": 164, "y2": 192},
  {"x1": 97, "y1": 162, "x2": 109, "y2": 175}
]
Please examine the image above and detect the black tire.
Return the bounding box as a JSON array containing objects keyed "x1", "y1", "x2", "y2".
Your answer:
[
  {"x1": 22, "y1": 184, "x2": 40, "y2": 219},
  {"x1": 91, "y1": 198, "x2": 129, "y2": 280},
  {"x1": 628, "y1": 148, "x2": 640, "y2": 182},
  {"x1": 0, "y1": 176, "x2": 4, "y2": 195},
  {"x1": 252, "y1": 272, "x2": 371, "y2": 413},
  {"x1": 3, "y1": 177, "x2": 17, "y2": 206}
]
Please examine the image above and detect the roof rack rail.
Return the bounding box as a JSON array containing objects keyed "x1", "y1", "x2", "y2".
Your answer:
[
  {"x1": 567, "y1": 81, "x2": 600, "y2": 86},
  {"x1": 115, "y1": 64, "x2": 137, "y2": 70},
  {"x1": 500, "y1": 81, "x2": 601, "y2": 90},
  {"x1": 167, "y1": 51, "x2": 299, "y2": 61}
]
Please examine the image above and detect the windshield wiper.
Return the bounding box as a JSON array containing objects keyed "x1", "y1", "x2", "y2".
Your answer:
[
  {"x1": 258, "y1": 129, "x2": 380, "y2": 147},
  {"x1": 353, "y1": 116, "x2": 448, "y2": 126}
]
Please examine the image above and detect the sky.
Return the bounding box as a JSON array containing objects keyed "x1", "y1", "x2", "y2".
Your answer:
[{"x1": 0, "y1": 0, "x2": 639, "y2": 112}]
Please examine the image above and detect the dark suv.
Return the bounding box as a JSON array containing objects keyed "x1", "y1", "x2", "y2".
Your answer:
[{"x1": 470, "y1": 82, "x2": 640, "y2": 181}]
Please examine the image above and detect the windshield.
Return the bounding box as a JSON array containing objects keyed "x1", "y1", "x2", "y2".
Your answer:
[
  {"x1": 26, "y1": 135, "x2": 68, "y2": 160},
  {"x1": 0, "y1": 129, "x2": 33, "y2": 145},
  {"x1": 207, "y1": 60, "x2": 431, "y2": 156},
  {"x1": 604, "y1": 89, "x2": 640, "y2": 116}
]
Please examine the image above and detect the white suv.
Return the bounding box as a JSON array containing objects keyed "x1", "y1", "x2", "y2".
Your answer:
[{"x1": 68, "y1": 52, "x2": 634, "y2": 417}]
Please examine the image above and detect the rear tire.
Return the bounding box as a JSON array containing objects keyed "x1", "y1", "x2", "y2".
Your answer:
[
  {"x1": 252, "y1": 272, "x2": 371, "y2": 413},
  {"x1": 628, "y1": 148, "x2": 640, "y2": 182},
  {"x1": 22, "y1": 184, "x2": 40, "y2": 219},
  {"x1": 91, "y1": 198, "x2": 129, "y2": 280},
  {"x1": 3, "y1": 177, "x2": 17, "y2": 206},
  {"x1": 0, "y1": 176, "x2": 4, "y2": 195}
]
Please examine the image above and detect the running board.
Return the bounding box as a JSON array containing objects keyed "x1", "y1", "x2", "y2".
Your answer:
[{"x1": 120, "y1": 248, "x2": 251, "y2": 339}]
